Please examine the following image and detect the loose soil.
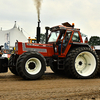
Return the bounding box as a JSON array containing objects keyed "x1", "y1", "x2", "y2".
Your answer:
[{"x1": 0, "y1": 67, "x2": 100, "y2": 100}]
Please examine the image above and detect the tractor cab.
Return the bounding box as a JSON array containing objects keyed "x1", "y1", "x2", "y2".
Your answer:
[
  {"x1": 28, "y1": 37, "x2": 37, "y2": 43},
  {"x1": 47, "y1": 22, "x2": 83, "y2": 57}
]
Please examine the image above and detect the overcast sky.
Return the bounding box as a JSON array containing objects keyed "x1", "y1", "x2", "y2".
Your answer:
[{"x1": 0, "y1": 0, "x2": 100, "y2": 38}]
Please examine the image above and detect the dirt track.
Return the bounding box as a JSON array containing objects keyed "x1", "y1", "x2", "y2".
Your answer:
[{"x1": 0, "y1": 67, "x2": 100, "y2": 100}]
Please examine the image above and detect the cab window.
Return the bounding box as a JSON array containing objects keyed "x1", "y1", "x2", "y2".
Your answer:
[{"x1": 72, "y1": 32, "x2": 80, "y2": 42}]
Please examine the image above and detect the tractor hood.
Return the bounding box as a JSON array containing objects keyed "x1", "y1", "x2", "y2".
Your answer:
[{"x1": 15, "y1": 42, "x2": 54, "y2": 57}]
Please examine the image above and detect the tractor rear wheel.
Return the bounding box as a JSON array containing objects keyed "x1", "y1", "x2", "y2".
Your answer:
[
  {"x1": 64, "y1": 47, "x2": 99, "y2": 79},
  {"x1": 8, "y1": 54, "x2": 19, "y2": 75},
  {"x1": 16, "y1": 51, "x2": 46, "y2": 80}
]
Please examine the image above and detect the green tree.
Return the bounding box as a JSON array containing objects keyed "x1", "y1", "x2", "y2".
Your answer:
[
  {"x1": 88, "y1": 36, "x2": 100, "y2": 46},
  {"x1": 35, "y1": 34, "x2": 46, "y2": 43},
  {"x1": 40, "y1": 34, "x2": 46, "y2": 44}
]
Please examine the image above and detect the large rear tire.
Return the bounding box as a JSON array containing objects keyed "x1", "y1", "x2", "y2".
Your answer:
[
  {"x1": 16, "y1": 51, "x2": 46, "y2": 80},
  {"x1": 8, "y1": 54, "x2": 19, "y2": 75},
  {"x1": 64, "y1": 47, "x2": 99, "y2": 79}
]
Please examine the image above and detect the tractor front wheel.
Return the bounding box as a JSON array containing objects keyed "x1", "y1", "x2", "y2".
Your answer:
[
  {"x1": 8, "y1": 54, "x2": 19, "y2": 75},
  {"x1": 16, "y1": 51, "x2": 46, "y2": 80}
]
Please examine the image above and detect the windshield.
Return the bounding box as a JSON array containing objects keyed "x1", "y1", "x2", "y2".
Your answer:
[{"x1": 48, "y1": 31, "x2": 60, "y2": 42}]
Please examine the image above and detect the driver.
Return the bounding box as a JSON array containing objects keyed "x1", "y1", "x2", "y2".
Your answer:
[{"x1": 58, "y1": 33, "x2": 69, "y2": 54}]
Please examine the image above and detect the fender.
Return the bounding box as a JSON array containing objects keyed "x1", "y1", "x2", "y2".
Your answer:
[{"x1": 69, "y1": 42, "x2": 91, "y2": 50}]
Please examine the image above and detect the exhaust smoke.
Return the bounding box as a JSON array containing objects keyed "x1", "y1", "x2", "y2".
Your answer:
[{"x1": 33, "y1": 0, "x2": 43, "y2": 21}]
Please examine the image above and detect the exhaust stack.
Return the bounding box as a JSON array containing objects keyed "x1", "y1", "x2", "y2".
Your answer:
[
  {"x1": 45, "y1": 27, "x2": 50, "y2": 44},
  {"x1": 37, "y1": 20, "x2": 41, "y2": 43}
]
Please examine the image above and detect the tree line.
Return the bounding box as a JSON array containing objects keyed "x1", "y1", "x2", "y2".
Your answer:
[{"x1": 88, "y1": 36, "x2": 100, "y2": 46}]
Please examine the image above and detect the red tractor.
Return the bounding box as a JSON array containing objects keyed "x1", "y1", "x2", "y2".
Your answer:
[{"x1": 0, "y1": 22, "x2": 99, "y2": 80}]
